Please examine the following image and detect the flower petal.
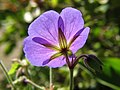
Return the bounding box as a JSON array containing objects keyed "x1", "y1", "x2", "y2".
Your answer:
[
  {"x1": 28, "y1": 10, "x2": 60, "y2": 45},
  {"x1": 24, "y1": 36, "x2": 66, "y2": 67},
  {"x1": 60, "y1": 7, "x2": 84, "y2": 41},
  {"x1": 46, "y1": 56, "x2": 66, "y2": 68},
  {"x1": 23, "y1": 36, "x2": 56, "y2": 66},
  {"x1": 70, "y1": 27, "x2": 90, "y2": 53},
  {"x1": 68, "y1": 27, "x2": 85, "y2": 47},
  {"x1": 42, "y1": 52, "x2": 63, "y2": 65},
  {"x1": 32, "y1": 37, "x2": 59, "y2": 50},
  {"x1": 58, "y1": 16, "x2": 64, "y2": 32}
]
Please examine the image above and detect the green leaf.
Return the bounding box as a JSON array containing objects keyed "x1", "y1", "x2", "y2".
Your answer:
[
  {"x1": 8, "y1": 62, "x2": 20, "y2": 75},
  {"x1": 100, "y1": 57, "x2": 120, "y2": 77},
  {"x1": 96, "y1": 57, "x2": 120, "y2": 88}
]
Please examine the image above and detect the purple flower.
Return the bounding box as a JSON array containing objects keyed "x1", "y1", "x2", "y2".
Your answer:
[{"x1": 23, "y1": 7, "x2": 90, "y2": 68}]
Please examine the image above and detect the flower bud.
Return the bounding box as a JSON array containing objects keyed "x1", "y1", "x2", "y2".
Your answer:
[{"x1": 83, "y1": 54, "x2": 103, "y2": 73}]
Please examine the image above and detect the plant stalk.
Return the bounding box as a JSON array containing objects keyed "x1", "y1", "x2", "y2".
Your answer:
[
  {"x1": 49, "y1": 67, "x2": 54, "y2": 90},
  {"x1": 0, "y1": 60, "x2": 15, "y2": 90},
  {"x1": 26, "y1": 78, "x2": 45, "y2": 90},
  {"x1": 69, "y1": 68, "x2": 74, "y2": 90},
  {"x1": 50, "y1": 67, "x2": 52, "y2": 87}
]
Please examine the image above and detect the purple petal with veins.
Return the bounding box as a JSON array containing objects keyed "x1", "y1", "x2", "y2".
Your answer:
[
  {"x1": 70, "y1": 27, "x2": 90, "y2": 53},
  {"x1": 58, "y1": 16, "x2": 64, "y2": 32},
  {"x1": 68, "y1": 27, "x2": 85, "y2": 47},
  {"x1": 60, "y1": 7, "x2": 84, "y2": 41},
  {"x1": 32, "y1": 37, "x2": 51, "y2": 46}
]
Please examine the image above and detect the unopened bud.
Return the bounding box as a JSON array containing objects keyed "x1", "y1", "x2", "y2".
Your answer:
[{"x1": 83, "y1": 54, "x2": 103, "y2": 73}]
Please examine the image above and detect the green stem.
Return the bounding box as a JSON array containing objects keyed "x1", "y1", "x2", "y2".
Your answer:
[
  {"x1": 96, "y1": 78, "x2": 120, "y2": 90},
  {"x1": 26, "y1": 78, "x2": 45, "y2": 90},
  {"x1": 50, "y1": 67, "x2": 52, "y2": 87},
  {"x1": 0, "y1": 60, "x2": 15, "y2": 89},
  {"x1": 69, "y1": 69, "x2": 74, "y2": 90}
]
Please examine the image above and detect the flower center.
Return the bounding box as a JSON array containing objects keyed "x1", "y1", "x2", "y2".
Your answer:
[{"x1": 59, "y1": 47, "x2": 72, "y2": 56}]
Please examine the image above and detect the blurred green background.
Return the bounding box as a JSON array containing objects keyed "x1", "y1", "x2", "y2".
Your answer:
[{"x1": 0, "y1": 0, "x2": 120, "y2": 90}]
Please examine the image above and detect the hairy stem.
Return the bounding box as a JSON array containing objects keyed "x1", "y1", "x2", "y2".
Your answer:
[{"x1": 0, "y1": 60, "x2": 15, "y2": 90}]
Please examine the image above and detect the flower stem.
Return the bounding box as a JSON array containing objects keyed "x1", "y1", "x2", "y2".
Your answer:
[
  {"x1": 0, "y1": 60, "x2": 15, "y2": 90},
  {"x1": 50, "y1": 67, "x2": 54, "y2": 90},
  {"x1": 72, "y1": 54, "x2": 88, "y2": 68},
  {"x1": 69, "y1": 68, "x2": 74, "y2": 90},
  {"x1": 25, "y1": 78, "x2": 45, "y2": 90},
  {"x1": 96, "y1": 78, "x2": 120, "y2": 90},
  {"x1": 50, "y1": 67, "x2": 52, "y2": 87}
]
